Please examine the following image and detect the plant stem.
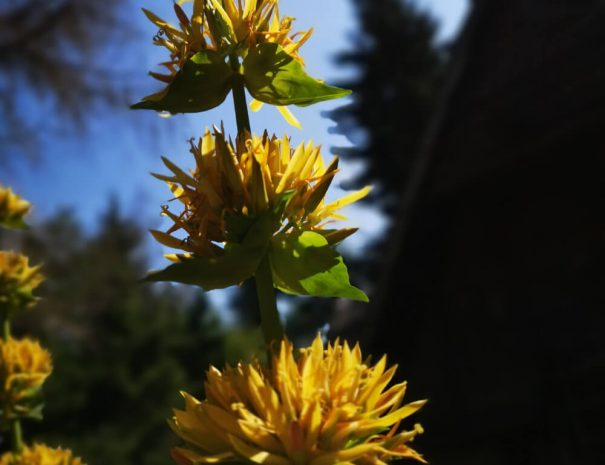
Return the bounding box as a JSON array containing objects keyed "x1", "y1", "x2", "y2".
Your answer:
[
  {"x1": 229, "y1": 55, "x2": 251, "y2": 135},
  {"x1": 10, "y1": 421, "x2": 23, "y2": 456},
  {"x1": 2, "y1": 315, "x2": 9, "y2": 340},
  {"x1": 0, "y1": 310, "x2": 23, "y2": 456},
  {"x1": 228, "y1": 54, "x2": 284, "y2": 351},
  {"x1": 255, "y1": 255, "x2": 284, "y2": 348}
]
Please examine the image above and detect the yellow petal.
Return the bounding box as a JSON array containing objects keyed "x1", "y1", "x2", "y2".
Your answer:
[
  {"x1": 202, "y1": 403, "x2": 244, "y2": 440},
  {"x1": 359, "y1": 400, "x2": 428, "y2": 434},
  {"x1": 275, "y1": 142, "x2": 306, "y2": 193},
  {"x1": 310, "y1": 443, "x2": 379, "y2": 465},
  {"x1": 277, "y1": 106, "x2": 302, "y2": 129},
  {"x1": 250, "y1": 99, "x2": 264, "y2": 112},
  {"x1": 320, "y1": 185, "x2": 372, "y2": 217},
  {"x1": 243, "y1": 0, "x2": 257, "y2": 20},
  {"x1": 209, "y1": 0, "x2": 236, "y2": 40},
  {"x1": 228, "y1": 435, "x2": 291, "y2": 465},
  {"x1": 171, "y1": 447, "x2": 234, "y2": 464},
  {"x1": 149, "y1": 230, "x2": 189, "y2": 251},
  {"x1": 237, "y1": 420, "x2": 285, "y2": 454}
]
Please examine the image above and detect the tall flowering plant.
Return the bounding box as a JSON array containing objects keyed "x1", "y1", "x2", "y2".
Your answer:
[
  {"x1": 0, "y1": 186, "x2": 85, "y2": 465},
  {"x1": 134, "y1": 1, "x2": 428, "y2": 464}
]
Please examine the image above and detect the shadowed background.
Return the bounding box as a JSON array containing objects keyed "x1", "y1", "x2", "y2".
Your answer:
[{"x1": 1, "y1": 1, "x2": 603, "y2": 464}]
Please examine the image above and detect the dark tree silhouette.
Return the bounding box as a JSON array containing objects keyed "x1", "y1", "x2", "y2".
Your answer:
[
  {"x1": 323, "y1": 0, "x2": 444, "y2": 338},
  {"x1": 328, "y1": 0, "x2": 443, "y2": 211},
  {"x1": 9, "y1": 206, "x2": 225, "y2": 465},
  {"x1": 0, "y1": 0, "x2": 135, "y2": 161},
  {"x1": 369, "y1": 1, "x2": 605, "y2": 464}
]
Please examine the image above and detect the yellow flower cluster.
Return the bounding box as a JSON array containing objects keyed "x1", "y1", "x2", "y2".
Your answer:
[
  {"x1": 0, "y1": 251, "x2": 44, "y2": 313},
  {"x1": 171, "y1": 335, "x2": 426, "y2": 465},
  {"x1": 0, "y1": 186, "x2": 30, "y2": 229},
  {"x1": 145, "y1": 0, "x2": 312, "y2": 83},
  {"x1": 0, "y1": 338, "x2": 52, "y2": 416},
  {"x1": 0, "y1": 443, "x2": 84, "y2": 465},
  {"x1": 152, "y1": 129, "x2": 370, "y2": 259}
]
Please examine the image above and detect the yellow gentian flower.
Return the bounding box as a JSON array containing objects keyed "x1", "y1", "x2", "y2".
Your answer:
[
  {"x1": 151, "y1": 128, "x2": 370, "y2": 260},
  {"x1": 0, "y1": 186, "x2": 31, "y2": 229},
  {"x1": 145, "y1": 0, "x2": 311, "y2": 78},
  {"x1": 141, "y1": 0, "x2": 311, "y2": 127},
  {"x1": 0, "y1": 251, "x2": 44, "y2": 313},
  {"x1": 171, "y1": 335, "x2": 426, "y2": 465},
  {"x1": 0, "y1": 338, "x2": 52, "y2": 420},
  {"x1": 0, "y1": 443, "x2": 84, "y2": 465}
]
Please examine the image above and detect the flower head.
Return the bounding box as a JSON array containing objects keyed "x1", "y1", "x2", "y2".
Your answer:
[
  {"x1": 0, "y1": 186, "x2": 31, "y2": 229},
  {"x1": 144, "y1": 0, "x2": 311, "y2": 83},
  {"x1": 0, "y1": 443, "x2": 84, "y2": 465},
  {"x1": 171, "y1": 335, "x2": 426, "y2": 465},
  {"x1": 0, "y1": 251, "x2": 44, "y2": 313},
  {"x1": 0, "y1": 338, "x2": 52, "y2": 420},
  {"x1": 151, "y1": 129, "x2": 370, "y2": 259}
]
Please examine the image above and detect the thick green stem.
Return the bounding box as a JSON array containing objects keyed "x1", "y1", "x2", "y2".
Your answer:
[
  {"x1": 2, "y1": 315, "x2": 9, "y2": 340},
  {"x1": 229, "y1": 55, "x2": 251, "y2": 135},
  {"x1": 254, "y1": 255, "x2": 284, "y2": 348},
  {"x1": 10, "y1": 421, "x2": 23, "y2": 456},
  {"x1": 228, "y1": 55, "x2": 284, "y2": 350}
]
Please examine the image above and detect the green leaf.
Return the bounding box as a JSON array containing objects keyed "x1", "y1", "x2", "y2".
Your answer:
[
  {"x1": 315, "y1": 228, "x2": 359, "y2": 245},
  {"x1": 131, "y1": 50, "x2": 233, "y2": 113},
  {"x1": 224, "y1": 212, "x2": 257, "y2": 243},
  {"x1": 243, "y1": 43, "x2": 351, "y2": 107},
  {"x1": 205, "y1": 0, "x2": 236, "y2": 47},
  {"x1": 0, "y1": 217, "x2": 28, "y2": 230},
  {"x1": 273, "y1": 190, "x2": 296, "y2": 218},
  {"x1": 269, "y1": 231, "x2": 368, "y2": 302},
  {"x1": 145, "y1": 211, "x2": 278, "y2": 290}
]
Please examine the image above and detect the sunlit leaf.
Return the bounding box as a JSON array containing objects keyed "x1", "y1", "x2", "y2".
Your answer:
[
  {"x1": 145, "y1": 211, "x2": 277, "y2": 290},
  {"x1": 131, "y1": 50, "x2": 233, "y2": 113},
  {"x1": 269, "y1": 231, "x2": 368, "y2": 301},
  {"x1": 243, "y1": 43, "x2": 351, "y2": 107}
]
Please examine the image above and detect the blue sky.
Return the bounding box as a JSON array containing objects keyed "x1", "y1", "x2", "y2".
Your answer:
[{"x1": 2, "y1": 0, "x2": 469, "y2": 261}]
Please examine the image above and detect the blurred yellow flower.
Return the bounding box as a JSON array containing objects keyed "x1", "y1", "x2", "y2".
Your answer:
[
  {"x1": 0, "y1": 186, "x2": 31, "y2": 229},
  {"x1": 0, "y1": 443, "x2": 84, "y2": 465},
  {"x1": 144, "y1": 0, "x2": 312, "y2": 83},
  {"x1": 171, "y1": 335, "x2": 426, "y2": 465},
  {"x1": 0, "y1": 251, "x2": 44, "y2": 313},
  {"x1": 0, "y1": 338, "x2": 52, "y2": 419},
  {"x1": 151, "y1": 129, "x2": 370, "y2": 259}
]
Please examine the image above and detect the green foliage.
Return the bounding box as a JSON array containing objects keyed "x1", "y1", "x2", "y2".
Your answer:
[
  {"x1": 0, "y1": 217, "x2": 27, "y2": 230},
  {"x1": 269, "y1": 231, "x2": 368, "y2": 302},
  {"x1": 244, "y1": 44, "x2": 351, "y2": 106},
  {"x1": 132, "y1": 44, "x2": 351, "y2": 114},
  {"x1": 222, "y1": 327, "x2": 266, "y2": 365},
  {"x1": 13, "y1": 206, "x2": 226, "y2": 465},
  {"x1": 204, "y1": 0, "x2": 237, "y2": 47},
  {"x1": 131, "y1": 50, "x2": 233, "y2": 113},
  {"x1": 320, "y1": 0, "x2": 443, "y2": 313},
  {"x1": 0, "y1": 386, "x2": 45, "y2": 429},
  {"x1": 0, "y1": 288, "x2": 38, "y2": 316},
  {"x1": 145, "y1": 210, "x2": 277, "y2": 290}
]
